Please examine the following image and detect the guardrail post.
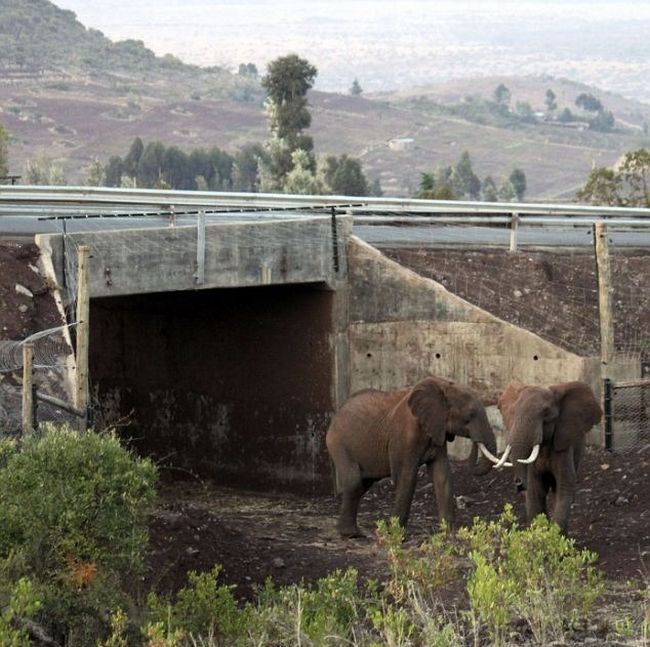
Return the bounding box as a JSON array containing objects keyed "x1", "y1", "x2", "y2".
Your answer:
[
  {"x1": 509, "y1": 212, "x2": 519, "y2": 252},
  {"x1": 22, "y1": 342, "x2": 34, "y2": 435},
  {"x1": 195, "y1": 210, "x2": 206, "y2": 285}
]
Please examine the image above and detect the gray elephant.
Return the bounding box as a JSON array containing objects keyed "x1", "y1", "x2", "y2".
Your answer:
[
  {"x1": 497, "y1": 380, "x2": 603, "y2": 534},
  {"x1": 325, "y1": 376, "x2": 499, "y2": 538}
]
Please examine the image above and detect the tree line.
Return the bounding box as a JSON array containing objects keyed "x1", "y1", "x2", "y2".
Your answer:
[
  {"x1": 418, "y1": 151, "x2": 527, "y2": 202},
  {"x1": 93, "y1": 55, "x2": 379, "y2": 196}
]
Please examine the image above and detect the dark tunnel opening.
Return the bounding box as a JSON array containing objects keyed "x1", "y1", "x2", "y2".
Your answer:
[{"x1": 89, "y1": 283, "x2": 335, "y2": 494}]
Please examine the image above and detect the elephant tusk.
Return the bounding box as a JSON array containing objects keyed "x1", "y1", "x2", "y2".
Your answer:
[
  {"x1": 477, "y1": 442, "x2": 502, "y2": 465},
  {"x1": 517, "y1": 444, "x2": 541, "y2": 464},
  {"x1": 492, "y1": 444, "x2": 512, "y2": 469}
]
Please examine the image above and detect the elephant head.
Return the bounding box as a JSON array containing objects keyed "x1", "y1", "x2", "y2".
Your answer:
[
  {"x1": 408, "y1": 377, "x2": 498, "y2": 475},
  {"x1": 496, "y1": 380, "x2": 602, "y2": 489}
]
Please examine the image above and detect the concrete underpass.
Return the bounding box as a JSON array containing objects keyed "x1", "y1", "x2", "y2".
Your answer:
[{"x1": 90, "y1": 283, "x2": 335, "y2": 492}]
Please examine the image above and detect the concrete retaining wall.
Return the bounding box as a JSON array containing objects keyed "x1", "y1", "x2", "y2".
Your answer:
[{"x1": 347, "y1": 237, "x2": 597, "y2": 395}]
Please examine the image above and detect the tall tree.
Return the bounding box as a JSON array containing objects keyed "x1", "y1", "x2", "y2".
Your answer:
[
  {"x1": 123, "y1": 137, "x2": 144, "y2": 178},
  {"x1": 453, "y1": 151, "x2": 481, "y2": 200},
  {"x1": 350, "y1": 78, "x2": 363, "y2": 96},
  {"x1": 482, "y1": 175, "x2": 498, "y2": 201},
  {"x1": 509, "y1": 168, "x2": 527, "y2": 201},
  {"x1": 328, "y1": 155, "x2": 368, "y2": 196},
  {"x1": 260, "y1": 54, "x2": 318, "y2": 191},
  {"x1": 493, "y1": 83, "x2": 511, "y2": 108},
  {"x1": 577, "y1": 149, "x2": 650, "y2": 206},
  {"x1": 590, "y1": 110, "x2": 615, "y2": 132},
  {"x1": 137, "y1": 141, "x2": 165, "y2": 187},
  {"x1": 545, "y1": 89, "x2": 557, "y2": 112},
  {"x1": 576, "y1": 167, "x2": 623, "y2": 206},
  {"x1": 233, "y1": 143, "x2": 267, "y2": 192},
  {"x1": 104, "y1": 156, "x2": 123, "y2": 187},
  {"x1": 618, "y1": 148, "x2": 650, "y2": 205},
  {"x1": 575, "y1": 93, "x2": 603, "y2": 113}
]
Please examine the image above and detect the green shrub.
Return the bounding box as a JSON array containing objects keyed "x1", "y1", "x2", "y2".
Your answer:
[
  {"x1": 0, "y1": 424, "x2": 158, "y2": 645},
  {"x1": 146, "y1": 566, "x2": 246, "y2": 644},
  {"x1": 376, "y1": 517, "x2": 458, "y2": 604},
  {"x1": 0, "y1": 578, "x2": 41, "y2": 647},
  {"x1": 458, "y1": 505, "x2": 604, "y2": 645},
  {"x1": 250, "y1": 568, "x2": 362, "y2": 646}
]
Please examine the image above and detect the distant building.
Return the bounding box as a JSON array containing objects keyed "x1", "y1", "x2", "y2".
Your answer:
[{"x1": 388, "y1": 137, "x2": 415, "y2": 151}]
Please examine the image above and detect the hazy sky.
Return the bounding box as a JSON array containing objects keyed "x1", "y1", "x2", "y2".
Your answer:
[{"x1": 54, "y1": 1, "x2": 650, "y2": 99}]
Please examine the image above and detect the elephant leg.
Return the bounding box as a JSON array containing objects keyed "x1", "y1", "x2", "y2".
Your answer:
[
  {"x1": 525, "y1": 470, "x2": 548, "y2": 523},
  {"x1": 551, "y1": 453, "x2": 577, "y2": 534},
  {"x1": 338, "y1": 477, "x2": 373, "y2": 538},
  {"x1": 390, "y1": 455, "x2": 421, "y2": 529},
  {"x1": 427, "y1": 454, "x2": 455, "y2": 530},
  {"x1": 330, "y1": 447, "x2": 370, "y2": 538}
]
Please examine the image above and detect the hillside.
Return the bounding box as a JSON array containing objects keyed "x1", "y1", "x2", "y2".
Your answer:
[{"x1": 2, "y1": 0, "x2": 650, "y2": 197}]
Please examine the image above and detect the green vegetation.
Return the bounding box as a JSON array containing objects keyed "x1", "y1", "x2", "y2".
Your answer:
[
  {"x1": 0, "y1": 424, "x2": 157, "y2": 645},
  {"x1": 1, "y1": 424, "x2": 646, "y2": 645},
  {"x1": 23, "y1": 154, "x2": 66, "y2": 185},
  {"x1": 577, "y1": 147, "x2": 650, "y2": 206},
  {"x1": 259, "y1": 54, "x2": 318, "y2": 191},
  {"x1": 418, "y1": 151, "x2": 527, "y2": 202},
  {"x1": 458, "y1": 506, "x2": 603, "y2": 646}
]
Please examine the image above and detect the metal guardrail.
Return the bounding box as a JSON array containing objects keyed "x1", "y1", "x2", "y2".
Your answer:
[{"x1": 2, "y1": 185, "x2": 650, "y2": 224}]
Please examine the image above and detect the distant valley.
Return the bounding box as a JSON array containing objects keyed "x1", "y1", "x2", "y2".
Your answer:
[{"x1": 2, "y1": 0, "x2": 650, "y2": 198}]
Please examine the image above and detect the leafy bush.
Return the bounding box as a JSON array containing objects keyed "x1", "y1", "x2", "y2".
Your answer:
[
  {"x1": 0, "y1": 424, "x2": 158, "y2": 645},
  {"x1": 458, "y1": 505, "x2": 604, "y2": 645},
  {"x1": 0, "y1": 578, "x2": 41, "y2": 647},
  {"x1": 376, "y1": 518, "x2": 458, "y2": 603},
  {"x1": 146, "y1": 566, "x2": 246, "y2": 644}
]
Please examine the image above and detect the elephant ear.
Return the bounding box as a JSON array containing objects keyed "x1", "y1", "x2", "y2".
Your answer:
[
  {"x1": 550, "y1": 382, "x2": 603, "y2": 452},
  {"x1": 407, "y1": 377, "x2": 448, "y2": 447}
]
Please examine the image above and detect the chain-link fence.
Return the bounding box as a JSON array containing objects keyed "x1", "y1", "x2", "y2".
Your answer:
[{"x1": 605, "y1": 378, "x2": 650, "y2": 451}]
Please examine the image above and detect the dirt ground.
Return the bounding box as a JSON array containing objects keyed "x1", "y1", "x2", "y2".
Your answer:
[
  {"x1": 1, "y1": 240, "x2": 649, "y2": 612},
  {"x1": 148, "y1": 445, "x2": 650, "y2": 602},
  {"x1": 144, "y1": 245, "x2": 650, "y2": 605}
]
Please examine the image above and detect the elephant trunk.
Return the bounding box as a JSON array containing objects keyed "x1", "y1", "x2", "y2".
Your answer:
[
  {"x1": 469, "y1": 413, "x2": 499, "y2": 476},
  {"x1": 510, "y1": 439, "x2": 539, "y2": 491},
  {"x1": 472, "y1": 437, "x2": 497, "y2": 476}
]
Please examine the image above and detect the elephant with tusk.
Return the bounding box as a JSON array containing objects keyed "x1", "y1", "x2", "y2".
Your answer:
[
  {"x1": 325, "y1": 376, "x2": 499, "y2": 538},
  {"x1": 495, "y1": 379, "x2": 603, "y2": 534}
]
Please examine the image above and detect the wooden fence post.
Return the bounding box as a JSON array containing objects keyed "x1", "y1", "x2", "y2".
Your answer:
[
  {"x1": 594, "y1": 222, "x2": 615, "y2": 446},
  {"x1": 22, "y1": 342, "x2": 34, "y2": 435},
  {"x1": 594, "y1": 222, "x2": 615, "y2": 372},
  {"x1": 75, "y1": 245, "x2": 90, "y2": 432}
]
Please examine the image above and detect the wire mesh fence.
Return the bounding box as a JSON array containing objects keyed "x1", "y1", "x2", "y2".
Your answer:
[
  {"x1": 0, "y1": 326, "x2": 75, "y2": 435},
  {"x1": 607, "y1": 379, "x2": 650, "y2": 452}
]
